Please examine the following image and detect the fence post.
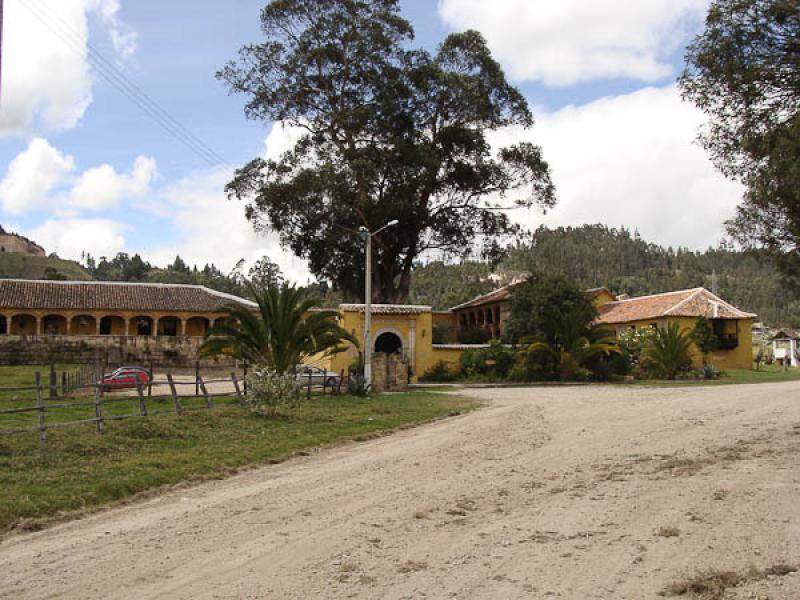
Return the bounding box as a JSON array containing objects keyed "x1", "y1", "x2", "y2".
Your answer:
[
  {"x1": 243, "y1": 362, "x2": 248, "y2": 396},
  {"x1": 198, "y1": 375, "x2": 212, "y2": 409},
  {"x1": 61, "y1": 371, "x2": 66, "y2": 396},
  {"x1": 49, "y1": 363, "x2": 57, "y2": 399},
  {"x1": 136, "y1": 382, "x2": 148, "y2": 417},
  {"x1": 307, "y1": 369, "x2": 312, "y2": 400},
  {"x1": 337, "y1": 369, "x2": 344, "y2": 395},
  {"x1": 167, "y1": 373, "x2": 183, "y2": 415},
  {"x1": 231, "y1": 372, "x2": 244, "y2": 404},
  {"x1": 35, "y1": 372, "x2": 47, "y2": 445},
  {"x1": 93, "y1": 384, "x2": 105, "y2": 434},
  {"x1": 195, "y1": 360, "x2": 200, "y2": 397}
]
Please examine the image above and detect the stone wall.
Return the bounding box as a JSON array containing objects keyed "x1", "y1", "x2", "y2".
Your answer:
[
  {"x1": 0, "y1": 335, "x2": 235, "y2": 368},
  {"x1": 371, "y1": 353, "x2": 409, "y2": 393}
]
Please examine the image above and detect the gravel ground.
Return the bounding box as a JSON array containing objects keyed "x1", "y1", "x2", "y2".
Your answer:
[{"x1": 1, "y1": 382, "x2": 799, "y2": 599}]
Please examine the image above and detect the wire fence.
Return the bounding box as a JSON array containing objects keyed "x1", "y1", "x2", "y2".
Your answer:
[{"x1": 0, "y1": 366, "x2": 351, "y2": 445}]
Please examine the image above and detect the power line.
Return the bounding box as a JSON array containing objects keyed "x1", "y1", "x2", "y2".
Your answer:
[{"x1": 19, "y1": 0, "x2": 232, "y2": 169}]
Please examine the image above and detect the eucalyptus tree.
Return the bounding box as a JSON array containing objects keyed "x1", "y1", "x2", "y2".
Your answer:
[{"x1": 219, "y1": 0, "x2": 555, "y2": 303}]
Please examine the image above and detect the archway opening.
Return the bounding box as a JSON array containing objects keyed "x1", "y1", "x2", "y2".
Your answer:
[
  {"x1": 42, "y1": 314, "x2": 68, "y2": 335},
  {"x1": 158, "y1": 316, "x2": 181, "y2": 337},
  {"x1": 100, "y1": 316, "x2": 125, "y2": 336},
  {"x1": 132, "y1": 316, "x2": 153, "y2": 336},
  {"x1": 0, "y1": 315, "x2": 6, "y2": 335},
  {"x1": 374, "y1": 332, "x2": 403, "y2": 355},
  {"x1": 10, "y1": 314, "x2": 37, "y2": 335},
  {"x1": 70, "y1": 314, "x2": 97, "y2": 335},
  {"x1": 186, "y1": 317, "x2": 210, "y2": 337}
]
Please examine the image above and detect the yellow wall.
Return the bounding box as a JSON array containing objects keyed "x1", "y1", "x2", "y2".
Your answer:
[
  {"x1": 618, "y1": 316, "x2": 753, "y2": 370},
  {"x1": 430, "y1": 346, "x2": 464, "y2": 374},
  {"x1": 591, "y1": 289, "x2": 616, "y2": 308}
]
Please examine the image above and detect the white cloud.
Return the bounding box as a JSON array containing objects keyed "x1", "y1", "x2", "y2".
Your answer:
[
  {"x1": 26, "y1": 218, "x2": 127, "y2": 259},
  {"x1": 0, "y1": 0, "x2": 136, "y2": 136},
  {"x1": 492, "y1": 85, "x2": 743, "y2": 249},
  {"x1": 0, "y1": 138, "x2": 156, "y2": 213},
  {"x1": 438, "y1": 0, "x2": 708, "y2": 86},
  {"x1": 264, "y1": 121, "x2": 307, "y2": 161},
  {"x1": 142, "y1": 167, "x2": 312, "y2": 283},
  {"x1": 71, "y1": 156, "x2": 157, "y2": 210},
  {"x1": 0, "y1": 138, "x2": 75, "y2": 213}
]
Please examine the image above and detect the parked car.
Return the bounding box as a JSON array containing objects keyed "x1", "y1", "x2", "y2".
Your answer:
[
  {"x1": 295, "y1": 364, "x2": 340, "y2": 388},
  {"x1": 99, "y1": 366, "x2": 152, "y2": 391}
]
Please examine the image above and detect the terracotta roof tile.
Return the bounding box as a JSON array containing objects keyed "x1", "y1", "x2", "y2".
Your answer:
[
  {"x1": 0, "y1": 280, "x2": 256, "y2": 313},
  {"x1": 340, "y1": 304, "x2": 431, "y2": 315},
  {"x1": 595, "y1": 288, "x2": 756, "y2": 325},
  {"x1": 450, "y1": 286, "x2": 512, "y2": 311}
]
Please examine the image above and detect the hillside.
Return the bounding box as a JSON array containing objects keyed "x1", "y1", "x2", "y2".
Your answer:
[
  {"x1": 410, "y1": 225, "x2": 796, "y2": 326},
  {"x1": 0, "y1": 253, "x2": 92, "y2": 281}
]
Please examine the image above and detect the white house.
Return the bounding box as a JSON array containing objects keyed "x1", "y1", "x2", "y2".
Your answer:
[{"x1": 772, "y1": 328, "x2": 800, "y2": 368}]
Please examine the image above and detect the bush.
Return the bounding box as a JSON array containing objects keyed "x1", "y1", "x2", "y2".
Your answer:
[
  {"x1": 459, "y1": 342, "x2": 515, "y2": 379},
  {"x1": 589, "y1": 351, "x2": 633, "y2": 382},
  {"x1": 421, "y1": 361, "x2": 457, "y2": 382},
  {"x1": 458, "y1": 326, "x2": 491, "y2": 345},
  {"x1": 432, "y1": 323, "x2": 456, "y2": 344},
  {"x1": 245, "y1": 366, "x2": 303, "y2": 417},
  {"x1": 346, "y1": 373, "x2": 371, "y2": 396},
  {"x1": 508, "y1": 350, "x2": 558, "y2": 382}
]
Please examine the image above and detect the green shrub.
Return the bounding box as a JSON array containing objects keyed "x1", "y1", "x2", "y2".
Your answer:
[
  {"x1": 645, "y1": 323, "x2": 694, "y2": 380},
  {"x1": 458, "y1": 326, "x2": 491, "y2": 345},
  {"x1": 346, "y1": 373, "x2": 371, "y2": 396},
  {"x1": 459, "y1": 342, "x2": 515, "y2": 379},
  {"x1": 421, "y1": 361, "x2": 457, "y2": 382},
  {"x1": 245, "y1": 366, "x2": 303, "y2": 416}
]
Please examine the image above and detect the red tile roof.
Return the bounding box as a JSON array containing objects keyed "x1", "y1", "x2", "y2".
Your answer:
[
  {"x1": 595, "y1": 288, "x2": 756, "y2": 325},
  {"x1": 0, "y1": 280, "x2": 256, "y2": 313},
  {"x1": 449, "y1": 286, "x2": 513, "y2": 311}
]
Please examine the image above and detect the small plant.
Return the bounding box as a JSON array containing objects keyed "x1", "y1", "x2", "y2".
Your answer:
[
  {"x1": 421, "y1": 361, "x2": 457, "y2": 382},
  {"x1": 701, "y1": 363, "x2": 719, "y2": 380},
  {"x1": 347, "y1": 373, "x2": 371, "y2": 396},
  {"x1": 245, "y1": 366, "x2": 303, "y2": 417},
  {"x1": 644, "y1": 323, "x2": 693, "y2": 380}
]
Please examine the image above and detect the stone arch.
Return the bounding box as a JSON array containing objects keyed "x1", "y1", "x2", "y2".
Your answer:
[
  {"x1": 131, "y1": 316, "x2": 154, "y2": 336},
  {"x1": 42, "y1": 314, "x2": 68, "y2": 335},
  {"x1": 157, "y1": 316, "x2": 181, "y2": 337},
  {"x1": 374, "y1": 330, "x2": 403, "y2": 355},
  {"x1": 99, "y1": 315, "x2": 126, "y2": 336},
  {"x1": 10, "y1": 313, "x2": 37, "y2": 335},
  {"x1": 70, "y1": 314, "x2": 97, "y2": 335},
  {"x1": 186, "y1": 316, "x2": 210, "y2": 337}
]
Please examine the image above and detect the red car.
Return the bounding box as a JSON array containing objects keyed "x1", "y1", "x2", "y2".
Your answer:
[{"x1": 99, "y1": 366, "x2": 152, "y2": 391}]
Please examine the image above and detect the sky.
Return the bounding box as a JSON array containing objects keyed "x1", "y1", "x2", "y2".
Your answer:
[{"x1": 0, "y1": 0, "x2": 743, "y2": 283}]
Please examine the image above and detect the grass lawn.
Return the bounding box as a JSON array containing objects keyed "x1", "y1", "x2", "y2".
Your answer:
[
  {"x1": 636, "y1": 363, "x2": 800, "y2": 386},
  {"x1": 0, "y1": 365, "x2": 477, "y2": 533}
]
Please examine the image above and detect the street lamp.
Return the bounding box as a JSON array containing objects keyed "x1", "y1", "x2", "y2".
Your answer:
[{"x1": 360, "y1": 219, "x2": 399, "y2": 387}]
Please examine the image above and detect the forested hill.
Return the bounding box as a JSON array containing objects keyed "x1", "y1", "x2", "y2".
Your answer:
[{"x1": 410, "y1": 225, "x2": 796, "y2": 326}]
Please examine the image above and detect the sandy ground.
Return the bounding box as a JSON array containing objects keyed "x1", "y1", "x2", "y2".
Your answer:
[{"x1": 2, "y1": 383, "x2": 800, "y2": 599}]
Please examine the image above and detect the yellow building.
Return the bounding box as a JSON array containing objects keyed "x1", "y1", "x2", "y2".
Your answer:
[
  {"x1": 0, "y1": 279, "x2": 252, "y2": 338},
  {"x1": 594, "y1": 287, "x2": 756, "y2": 370}
]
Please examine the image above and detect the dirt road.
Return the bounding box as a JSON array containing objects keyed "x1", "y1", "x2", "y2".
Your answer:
[{"x1": 2, "y1": 383, "x2": 799, "y2": 599}]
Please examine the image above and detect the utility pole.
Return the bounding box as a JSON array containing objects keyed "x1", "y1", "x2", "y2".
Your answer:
[{"x1": 360, "y1": 219, "x2": 399, "y2": 388}]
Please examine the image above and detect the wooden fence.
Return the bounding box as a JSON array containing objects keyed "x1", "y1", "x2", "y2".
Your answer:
[
  {"x1": 0, "y1": 372, "x2": 245, "y2": 445},
  {"x1": 0, "y1": 367, "x2": 350, "y2": 445}
]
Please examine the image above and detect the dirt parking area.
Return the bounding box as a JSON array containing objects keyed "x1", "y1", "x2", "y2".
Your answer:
[{"x1": 1, "y1": 383, "x2": 799, "y2": 599}]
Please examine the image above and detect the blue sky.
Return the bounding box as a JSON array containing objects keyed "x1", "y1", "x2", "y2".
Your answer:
[{"x1": 0, "y1": 0, "x2": 742, "y2": 282}]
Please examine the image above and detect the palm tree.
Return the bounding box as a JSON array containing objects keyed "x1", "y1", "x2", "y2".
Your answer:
[
  {"x1": 523, "y1": 305, "x2": 620, "y2": 381},
  {"x1": 199, "y1": 283, "x2": 357, "y2": 373},
  {"x1": 644, "y1": 322, "x2": 693, "y2": 380}
]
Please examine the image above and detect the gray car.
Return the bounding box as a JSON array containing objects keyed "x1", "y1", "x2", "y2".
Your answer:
[{"x1": 295, "y1": 365, "x2": 340, "y2": 388}]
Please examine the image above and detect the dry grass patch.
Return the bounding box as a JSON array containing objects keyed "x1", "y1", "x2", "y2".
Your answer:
[{"x1": 662, "y1": 564, "x2": 798, "y2": 598}]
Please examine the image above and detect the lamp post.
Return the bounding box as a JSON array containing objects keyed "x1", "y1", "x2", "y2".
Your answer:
[{"x1": 359, "y1": 219, "x2": 399, "y2": 387}]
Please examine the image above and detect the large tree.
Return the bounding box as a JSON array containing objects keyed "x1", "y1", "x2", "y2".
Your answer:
[
  {"x1": 680, "y1": 0, "x2": 799, "y2": 271},
  {"x1": 219, "y1": 0, "x2": 554, "y2": 303}
]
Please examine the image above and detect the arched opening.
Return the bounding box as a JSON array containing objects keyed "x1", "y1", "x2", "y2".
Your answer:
[
  {"x1": 70, "y1": 314, "x2": 97, "y2": 335},
  {"x1": 374, "y1": 332, "x2": 403, "y2": 355},
  {"x1": 157, "y1": 316, "x2": 181, "y2": 337},
  {"x1": 132, "y1": 316, "x2": 153, "y2": 336},
  {"x1": 10, "y1": 314, "x2": 37, "y2": 335},
  {"x1": 186, "y1": 317, "x2": 210, "y2": 337},
  {"x1": 100, "y1": 315, "x2": 126, "y2": 335},
  {"x1": 0, "y1": 315, "x2": 6, "y2": 335},
  {"x1": 42, "y1": 314, "x2": 68, "y2": 335}
]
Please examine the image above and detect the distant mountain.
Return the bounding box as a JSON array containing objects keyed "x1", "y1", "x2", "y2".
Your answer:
[{"x1": 0, "y1": 253, "x2": 92, "y2": 281}]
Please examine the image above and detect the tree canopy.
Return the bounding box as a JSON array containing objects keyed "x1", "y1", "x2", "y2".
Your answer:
[
  {"x1": 680, "y1": 0, "x2": 800, "y2": 271},
  {"x1": 219, "y1": 0, "x2": 554, "y2": 303}
]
